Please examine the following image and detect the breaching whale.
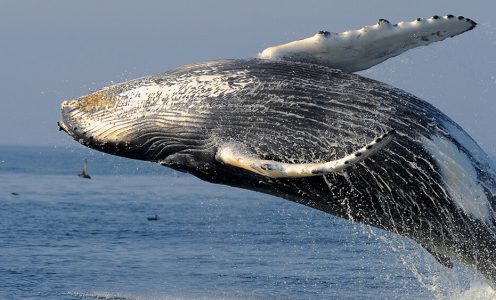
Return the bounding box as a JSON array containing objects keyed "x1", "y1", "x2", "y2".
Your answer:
[{"x1": 58, "y1": 15, "x2": 496, "y2": 288}]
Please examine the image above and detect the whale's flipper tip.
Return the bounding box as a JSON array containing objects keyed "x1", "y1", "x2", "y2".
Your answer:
[{"x1": 259, "y1": 15, "x2": 477, "y2": 72}]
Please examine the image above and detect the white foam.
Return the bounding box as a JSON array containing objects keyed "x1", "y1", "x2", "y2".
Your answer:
[{"x1": 452, "y1": 280, "x2": 496, "y2": 300}]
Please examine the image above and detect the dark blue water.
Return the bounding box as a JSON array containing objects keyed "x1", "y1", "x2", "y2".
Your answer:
[{"x1": 1, "y1": 146, "x2": 494, "y2": 299}]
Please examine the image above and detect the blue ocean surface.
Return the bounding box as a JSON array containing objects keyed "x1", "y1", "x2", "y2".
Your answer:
[{"x1": 1, "y1": 145, "x2": 495, "y2": 299}]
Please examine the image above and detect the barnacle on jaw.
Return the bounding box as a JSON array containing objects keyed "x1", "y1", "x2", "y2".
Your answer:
[{"x1": 79, "y1": 90, "x2": 117, "y2": 113}]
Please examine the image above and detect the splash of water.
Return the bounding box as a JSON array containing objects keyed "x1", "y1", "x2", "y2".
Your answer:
[{"x1": 358, "y1": 224, "x2": 496, "y2": 300}]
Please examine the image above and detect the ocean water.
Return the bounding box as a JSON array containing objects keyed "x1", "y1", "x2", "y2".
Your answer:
[{"x1": 1, "y1": 145, "x2": 495, "y2": 300}]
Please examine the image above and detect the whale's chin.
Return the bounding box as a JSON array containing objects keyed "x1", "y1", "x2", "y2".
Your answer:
[
  {"x1": 59, "y1": 97, "x2": 135, "y2": 154},
  {"x1": 58, "y1": 101, "x2": 187, "y2": 164},
  {"x1": 58, "y1": 114, "x2": 138, "y2": 162}
]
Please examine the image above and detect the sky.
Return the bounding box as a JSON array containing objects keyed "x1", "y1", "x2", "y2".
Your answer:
[{"x1": 1, "y1": 1, "x2": 495, "y2": 155}]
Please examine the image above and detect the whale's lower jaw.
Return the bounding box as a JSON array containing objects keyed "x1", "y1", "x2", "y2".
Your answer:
[
  {"x1": 59, "y1": 99, "x2": 136, "y2": 151},
  {"x1": 58, "y1": 115, "x2": 158, "y2": 164}
]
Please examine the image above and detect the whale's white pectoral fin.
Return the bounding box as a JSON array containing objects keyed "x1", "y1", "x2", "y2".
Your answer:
[
  {"x1": 259, "y1": 15, "x2": 477, "y2": 72},
  {"x1": 216, "y1": 130, "x2": 396, "y2": 178}
]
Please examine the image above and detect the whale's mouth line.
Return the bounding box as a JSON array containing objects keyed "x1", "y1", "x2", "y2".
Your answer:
[
  {"x1": 58, "y1": 110, "x2": 163, "y2": 162},
  {"x1": 58, "y1": 106, "x2": 85, "y2": 141},
  {"x1": 57, "y1": 120, "x2": 70, "y2": 134},
  {"x1": 59, "y1": 99, "x2": 85, "y2": 139}
]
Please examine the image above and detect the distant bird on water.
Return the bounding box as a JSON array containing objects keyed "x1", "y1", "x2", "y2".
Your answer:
[
  {"x1": 147, "y1": 215, "x2": 159, "y2": 221},
  {"x1": 78, "y1": 159, "x2": 91, "y2": 179}
]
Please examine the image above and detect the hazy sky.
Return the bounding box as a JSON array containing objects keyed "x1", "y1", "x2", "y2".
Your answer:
[{"x1": 1, "y1": 1, "x2": 495, "y2": 155}]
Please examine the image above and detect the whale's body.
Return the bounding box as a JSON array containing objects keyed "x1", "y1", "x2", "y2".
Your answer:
[{"x1": 60, "y1": 58, "x2": 496, "y2": 287}]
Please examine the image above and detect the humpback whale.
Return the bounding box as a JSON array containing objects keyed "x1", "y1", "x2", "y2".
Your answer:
[{"x1": 58, "y1": 15, "x2": 496, "y2": 288}]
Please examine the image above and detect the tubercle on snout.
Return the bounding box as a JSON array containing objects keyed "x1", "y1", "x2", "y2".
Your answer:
[
  {"x1": 79, "y1": 90, "x2": 117, "y2": 113},
  {"x1": 61, "y1": 99, "x2": 80, "y2": 110},
  {"x1": 62, "y1": 90, "x2": 117, "y2": 114}
]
